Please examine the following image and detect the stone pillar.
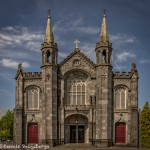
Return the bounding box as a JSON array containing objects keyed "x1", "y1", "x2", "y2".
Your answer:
[
  {"x1": 43, "y1": 66, "x2": 58, "y2": 147},
  {"x1": 13, "y1": 108, "x2": 22, "y2": 145},
  {"x1": 95, "y1": 66, "x2": 112, "y2": 147},
  {"x1": 130, "y1": 75, "x2": 139, "y2": 147},
  {"x1": 60, "y1": 107, "x2": 64, "y2": 144},
  {"x1": 14, "y1": 73, "x2": 23, "y2": 145}
]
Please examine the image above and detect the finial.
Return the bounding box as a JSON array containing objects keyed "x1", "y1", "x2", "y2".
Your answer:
[
  {"x1": 131, "y1": 63, "x2": 137, "y2": 72},
  {"x1": 74, "y1": 40, "x2": 80, "y2": 49},
  {"x1": 103, "y1": 9, "x2": 106, "y2": 16},
  {"x1": 48, "y1": 9, "x2": 50, "y2": 17},
  {"x1": 18, "y1": 63, "x2": 22, "y2": 70}
]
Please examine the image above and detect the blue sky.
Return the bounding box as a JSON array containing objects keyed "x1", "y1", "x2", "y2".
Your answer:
[{"x1": 0, "y1": 0, "x2": 150, "y2": 112}]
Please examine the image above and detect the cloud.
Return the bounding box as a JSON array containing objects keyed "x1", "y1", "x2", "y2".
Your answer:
[
  {"x1": 116, "y1": 51, "x2": 136, "y2": 62},
  {"x1": 53, "y1": 16, "x2": 99, "y2": 35},
  {"x1": 80, "y1": 42, "x2": 96, "y2": 63},
  {"x1": 139, "y1": 59, "x2": 150, "y2": 64},
  {"x1": 110, "y1": 34, "x2": 136, "y2": 44},
  {"x1": 78, "y1": 27, "x2": 99, "y2": 34},
  {"x1": 113, "y1": 62, "x2": 126, "y2": 70},
  {"x1": 0, "y1": 26, "x2": 43, "y2": 51},
  {"x1": 58, "y1": 52, "x2": 68, "y2": 58},
  {"x1": 73, "y1": 17, "x2": 84, "y2": 26},
  {"x1": 2, "y1": 26, "x2": 20, "y2": 33},
  {"x1": 0, "y1": 58, "x2": 30, "y2": 69},
  {"x1": 109, "y1": 34, "x2": 137, "y2": 50}
]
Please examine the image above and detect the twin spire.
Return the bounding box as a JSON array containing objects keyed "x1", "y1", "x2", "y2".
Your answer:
[
  {"x1": 100, "y1": 12, "x2": 109, "y2": 43},
  {"x1": 44, "y1": 11, "x2": 109, "y2": 44},
  {"x1": 44, "y1": 13, "x2": 54, "y2": 44}
]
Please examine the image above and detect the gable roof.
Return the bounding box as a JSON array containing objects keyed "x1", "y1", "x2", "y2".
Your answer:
[{"x1": 59, "y1": 48, "x2": 96, "y2": 67}]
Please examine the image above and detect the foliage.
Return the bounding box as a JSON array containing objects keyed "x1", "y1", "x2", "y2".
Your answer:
[
  {"x1": 140, "y1": 102, "x2": 150, "y2": 148},
  {"x1": 0, "y1": 110, "x2": 13, "y2": 140}
]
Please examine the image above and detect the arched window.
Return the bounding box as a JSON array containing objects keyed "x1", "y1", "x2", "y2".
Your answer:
[
  {"x1": 27, "y1": 88, "x2": 39, "y2": 109},
  {"x1": 115, "y1": 87, "x2": 126, "y2": 109},
  {"x1": 28, "y1": 123, "x2": 38, "y2": 144},
  {"x1": 67, "y1": 77, "x2": 86, "y2": 105},
  {"x1": 46, "y1": 51, "x2": 51, "y2": 63},
  {"x1": 102, "y1": 50, "x2": 106, "y2": 64}
]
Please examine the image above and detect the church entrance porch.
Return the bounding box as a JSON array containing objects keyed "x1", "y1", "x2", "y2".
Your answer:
[{"x1": 64, "y1": 114, "x2": 88, "y2": 144}]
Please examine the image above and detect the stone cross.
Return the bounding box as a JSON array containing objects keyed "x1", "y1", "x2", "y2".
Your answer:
[{"x1": 74, "y1": 40, "x2": 80, "y2": 48}]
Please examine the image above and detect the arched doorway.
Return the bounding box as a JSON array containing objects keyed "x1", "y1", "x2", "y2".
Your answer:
[
  {"x1": 115, "y1": 122, "x2": 126, "y2": 144},
  {"x1": 65, "y1": 114, "x2": 88, "y2": 144},
  {"x1": 27, "y1": 123, "x2": 38, "y2": 144}
]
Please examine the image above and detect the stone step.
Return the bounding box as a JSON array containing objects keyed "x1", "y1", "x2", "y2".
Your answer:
[
  {"x1": 50, "y1": 143, "x2": 142, "y2": 150},
  {"x1": 51, "y1": 143, "x2": 94, "y2": 149}
]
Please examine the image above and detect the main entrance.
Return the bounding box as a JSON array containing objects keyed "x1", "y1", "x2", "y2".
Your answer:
[
  {"x1": 64, "y1": 114, "x2": 88, "y2": 144},
  {"x1": 70, "y1": 125, "x2": 84, "y2": 143}
]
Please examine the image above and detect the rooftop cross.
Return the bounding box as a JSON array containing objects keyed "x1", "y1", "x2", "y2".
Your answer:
[{"x1": 74, "y1": 40, "x2": 80, "y2": 48}]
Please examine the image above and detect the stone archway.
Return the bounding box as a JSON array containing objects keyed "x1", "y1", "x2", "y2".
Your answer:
[{"x1": 64, "y1": 114, "x2": 88, "y2": 144}]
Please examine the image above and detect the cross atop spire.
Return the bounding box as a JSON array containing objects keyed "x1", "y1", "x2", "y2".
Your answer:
[
  {"x1": 44, "y1": 10, "x2": 54, "y2": 44},
  {"x1": 103, "y1": 9, "x2": 106, "y2": 16},
  {"x1": 100, "y1": 10, "x2": 109, "y2": 43},
  {"x1": 48, "y1": 9, "x2": 50, "y2": 17}
]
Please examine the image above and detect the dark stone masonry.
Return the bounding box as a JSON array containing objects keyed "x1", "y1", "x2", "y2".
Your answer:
[{"x1": 13, "y1": 13, "x2": 139, "y2": 148}]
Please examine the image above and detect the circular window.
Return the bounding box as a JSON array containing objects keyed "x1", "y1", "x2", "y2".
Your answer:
[{"x1": 73, "y1": 59, "x2": 81, "y2": 67}]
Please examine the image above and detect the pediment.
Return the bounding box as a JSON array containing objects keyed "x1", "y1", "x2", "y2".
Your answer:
[{"x1": 59, "y1": 49, "x2": 96, "y2": 68}]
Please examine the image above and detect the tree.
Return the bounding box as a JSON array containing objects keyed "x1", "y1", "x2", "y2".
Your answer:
[
  {"x1": 140, "y1": 102, "x2": 150, "y2": 148},
  {"x1": 0, "y1": 110, "x2": 13, "y2": 140}
]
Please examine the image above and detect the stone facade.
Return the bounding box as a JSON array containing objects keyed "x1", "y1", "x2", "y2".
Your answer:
[{"x1": 13, "y1": 14, "x2": 139, "y2": 147}]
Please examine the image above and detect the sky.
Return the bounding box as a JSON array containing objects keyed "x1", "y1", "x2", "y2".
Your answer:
[{"x1": 0, "y1": 0, "x2": 150, "y2": 113}]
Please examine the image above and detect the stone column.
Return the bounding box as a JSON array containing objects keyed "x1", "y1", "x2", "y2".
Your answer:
[{"x1": 60, "y1": 107, "x2": 65, "y2": 144}]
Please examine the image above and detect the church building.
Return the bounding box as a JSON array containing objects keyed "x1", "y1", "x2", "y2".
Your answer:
[{"x1": 13, "y1": 13, "x2": 139, "y2": 147}]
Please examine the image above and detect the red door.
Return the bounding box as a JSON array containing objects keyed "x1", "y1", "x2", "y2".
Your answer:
[
  {"x1": 28, "y1": 123, "x2": 38, "y2": 144},
  {"x1": 115, "y1": 122, "x2": 126, "y2": 144}
]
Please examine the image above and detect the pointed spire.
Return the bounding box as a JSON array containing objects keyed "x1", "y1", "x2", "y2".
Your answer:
[
  {"x1": 44, "y1": 10, "x2": 54, "y2": 43},
  {"x1": 100, "y1": 10, "x2": 109, "y2": 43}
]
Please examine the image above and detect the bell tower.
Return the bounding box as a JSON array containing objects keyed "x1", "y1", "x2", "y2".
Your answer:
[
  {"x1": 41, "y1": 13, "x2": 58, "y2": 146},
  {"x1": 96, "y1": 12, "x2": 112, "y2": 65},
  {"x1": 95, "y1": 12, "x2": 113, "y2": 147},
  {"x1": 41, "y1": 13, "x2": 58, "y2": 66}
]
